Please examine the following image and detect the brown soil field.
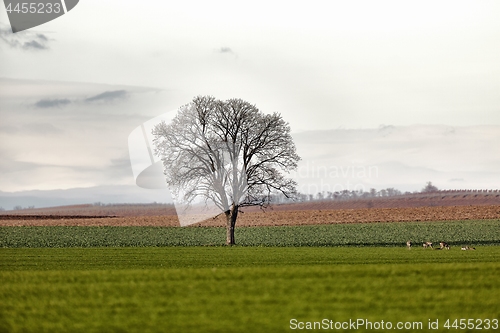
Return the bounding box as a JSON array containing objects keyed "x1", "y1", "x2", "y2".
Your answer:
[
  {"x1": 0, "y1": 215, "x2": 180, "y2": 227},
  {"x1": 198, "y1": 205, "x2": 500, "y2": 227},
  {"x1": 1, "y1": 205, "x2": 499, "y2": 227},
  {"x1": 244, "y1": 192, "x2": 500, "y2": 212},
  {"x1": 2, "y1": 191, "x2": 499, "y2": 218}
]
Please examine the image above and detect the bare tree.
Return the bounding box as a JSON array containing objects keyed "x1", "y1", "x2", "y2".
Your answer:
[
  {"x1": 152, "y1": 96, "x2": 300, "y2": 245},
  {"x1": 422, "y1": 181, "x2": 438, "y2": 193}
]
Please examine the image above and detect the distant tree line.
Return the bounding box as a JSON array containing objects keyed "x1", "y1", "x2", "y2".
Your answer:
[
  {"x1": 92, "y1": 202, "x2": 172, "y2": 207},
  {"x1": 11, "y1": 205, "x2": 35, "y2": 210},
  {"x1": 268, "y1": 187, "x2": 409, "y2": 204},
  {"x1": 268, "y1": 181, "x2": 499, "y2": 204}
]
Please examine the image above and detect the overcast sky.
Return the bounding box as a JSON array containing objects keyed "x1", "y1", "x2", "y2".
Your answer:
[{"x1": 1, "y1": 0, "x2": 499, "y2": 205}]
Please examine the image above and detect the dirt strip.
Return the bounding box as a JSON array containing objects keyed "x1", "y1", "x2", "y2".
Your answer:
[
  {"x1": 1, "y1": 205, "x2": 499, "y2": 227},
  {"x1": 197, "y1": 205, "x2": 500, "y2": 227},
  {"x1": 0, "y1": 216, "x2": 180, "y2": 227}
]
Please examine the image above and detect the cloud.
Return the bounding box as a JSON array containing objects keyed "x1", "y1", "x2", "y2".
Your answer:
[
  {"x1": 32, "y1": 89, "x2": 143, "y2": 110},
  {"x1": 108, "y1": 157, "x2": 136, "y2": 180},
  {"x1": 292, "y1": 125, "x2": 500, "y2": 192},
  {"x1": 0, "y1": 78, "x2": 174, "y2": 194},
  {"x1": 36, "y1": 34, "x2": 48, "y2": 41},
  {"x1": 0, "y1": 26, "x2": 17, "y2": 47},
  {"x1": 0, "y1": 125, "x2": 19, "y2": 134},
  {"x1": 23, "y1": 123, "x2": 64, "y2": 135},
  {"x1": 34, "y1": 98, "x2": 72, "y2": 108},
  {"x1": 378, "y1": 124, "x2": 396, "y2": 137},
  {"x1": 23, "y1": 40, "x2": 45, "y2": 50},
  {"x1": 219, "y1": 47, "x2": 233, "y2": 53},
  {"x1": 0, "y1": 123, "x2": 63, "y2": 135},
  {"x1": 0, "y1": 147, "x2": 42, "y2": 175},
  {"x1": 85, "y1": 90, "x2": 128, "y2": 103},
  {"x1": 216, "y1": 46, "x2": 238, "y2": 59},
  {"x1": 0, "y1": 25, "x2": 51, "y2": 50}
]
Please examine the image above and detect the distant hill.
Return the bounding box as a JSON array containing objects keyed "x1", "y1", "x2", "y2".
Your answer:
[
  {"x1": 0, "y1": 203, "x2": 177, "y2": 217},
  {"x1": 0, "y1": 185, "x2": 172, "y2": 211},
  {"x1": 2, "y1": 190, "x2": 499, "y2": 217}
]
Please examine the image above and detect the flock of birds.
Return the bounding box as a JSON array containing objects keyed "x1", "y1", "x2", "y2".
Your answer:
[{"x1": 406, "y1": 240, "x2": 476, "y2": 250}]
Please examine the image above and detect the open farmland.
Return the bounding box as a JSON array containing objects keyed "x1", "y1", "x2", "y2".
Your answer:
[
  {"x1": 2, "y1": 196, "x2": 499, "y2": 247},
  {"x1": 2, "y1": 190, "x2": 500, "y2": 217},
  {"x1": 1, "y1": 195, "x2": 499, "y2": 332},
  {"x1": 1, "y1": 204, "x2": 500, "y2": 227},
  {"x1": 1, "y1": 219, "x2": 499, "y2": 247},
  {"x1": 2, "y1": 190, "x2": 500, "y2": 227},
  {"x1": 1, "y1": 247, "x2": 500, "y2": 333},
  {"x1": 198, "y1": 204, "x2": 500, "y2": 227}
]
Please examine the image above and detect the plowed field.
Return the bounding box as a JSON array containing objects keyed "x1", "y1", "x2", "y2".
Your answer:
[{"x1": 1, "y1": 205, "x2": 499, "y2": 227}]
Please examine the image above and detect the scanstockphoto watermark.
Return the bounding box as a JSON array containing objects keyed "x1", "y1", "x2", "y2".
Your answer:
[
  {"x1": 289, "y1": 318, "x2": 424, "y2": 330},
  {"x1": 3, "y1": 0, "x2": 79, "y2": 33},
  {"x1": 299, "y1": 179, "x2": 370, "y2": 195},
  {"x1": 292, "y1": 161, "x2": 379, "y2": 180},
  {"x1": 291, "y1": 161, "x2": 379, "y2": 194},
  {"x1": 289, "y1": 318, "x2": 499, "y2": 331}
]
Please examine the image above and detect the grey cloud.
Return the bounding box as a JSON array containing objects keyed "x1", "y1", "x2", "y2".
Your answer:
[
  {"x1": 34, "y1": 98, "x2": 72, "y2": 108},
  {"x1": 111, "y1": 157, "x2": 132, "y2": 169},
  {"x1": 23, "y1": 123, "x2": 64, "y2": 135},
  {"x1": 0, "y1": 125, "x2": 19, "y2": 134},
  {"x1": 216, "y1": 47, "x2": 238, "y2": 59},
  {"x1": 108, "y1": 157, "x2": 134, "y2": 179},
  {"x1": 23, "y1": 40, "x2": 45, "y2": 50},
  {"x1": 219, "y1": 47, "x2": 233, "y2": 53},
  {"x1": 0, "y1": 158, "x2": 39, "y2": 173},
  {"x1": 36, "y1": 34, "x2": 48, "y2": 41},
  {"x1": 292, "y1": 124, "x2": 500, "y2": 192},
  {"x1": 0, "y1": 25, "x2": 51, "y2": 50},
  {"x1": 85, "y1": 90, "x2": 128, "y2": 103},
  {"x1": 33, "y1": 89, "x2": 134, "y2": 109},
  {"x1": 0, "y1": 26, "x2": 18, "y2": 47},
  {"x1": 377, "y1": 124, "x2": 395, "y2": 137},
  {"x1": 0, "y1": 79, "x2": 174, "y2": 194},
  {"x1": 0, "y1": 123, "x2": 63, "y2": 135}
]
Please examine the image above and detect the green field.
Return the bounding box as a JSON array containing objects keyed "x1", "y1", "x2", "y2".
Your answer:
[
  {"x1": 1, "y1": 246, "x2": 500, "y2": 333},
  {"x1": 1, "y1": 219, "x2": 499, "y2": 247},
  {"x1": 1, "y1": 221, "x2": 499, "y2": 332}
]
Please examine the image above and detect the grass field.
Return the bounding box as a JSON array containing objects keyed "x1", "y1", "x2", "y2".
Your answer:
[
  {"x1": 1, "y1": 219, "x2": 499, "y2": 247},
  {"x1": 1, "y1": 246, "x2": 500, "y2": 333}
]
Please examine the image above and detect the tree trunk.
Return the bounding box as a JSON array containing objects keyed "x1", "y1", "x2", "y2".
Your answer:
[
  {"x1": 225, "y1": 211, "x2": 233, "y2": 245},
  {"x1": 225, "y1": 204, "x2": 239, "y2": 245}
]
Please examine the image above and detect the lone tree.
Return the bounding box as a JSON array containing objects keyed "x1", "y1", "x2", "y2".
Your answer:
[
  {"x1": 422, "y1": 181, "x2": 438, "y2": 193},
  {"x1": 152, "y1": 96, "x2": 300, "y2": 245}
]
